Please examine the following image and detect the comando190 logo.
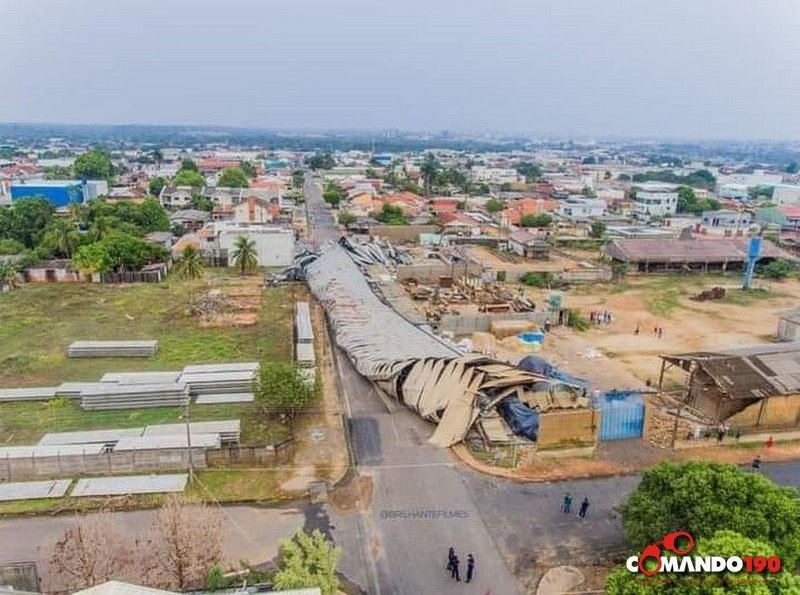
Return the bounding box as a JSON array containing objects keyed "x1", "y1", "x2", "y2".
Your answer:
[{"x1": 626, "y1": 531, "x2": 782, "y2": 576}]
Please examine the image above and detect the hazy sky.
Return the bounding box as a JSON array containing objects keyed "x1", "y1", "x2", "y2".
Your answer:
[{"x1": 2, "y1": 0, "x2": 799, "y2": 139}]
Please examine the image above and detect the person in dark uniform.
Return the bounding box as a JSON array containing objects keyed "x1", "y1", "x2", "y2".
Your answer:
[
  {"x1": 466, "y1": 554, "x2": 475, "y2": 583},
  {"x1": 451, "y1": 554, "x2": 461, "y2": 581},
  {"x1": 578, "y1": 497, "x2": 590, "y2": 518},
  {"x1": 447, "y1": 546, "x2": 455, "y2": 574}
]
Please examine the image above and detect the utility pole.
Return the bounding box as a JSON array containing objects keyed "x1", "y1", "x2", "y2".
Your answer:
[{"x1": 184, "y1": 398, "x2": 194, "y2": 483}]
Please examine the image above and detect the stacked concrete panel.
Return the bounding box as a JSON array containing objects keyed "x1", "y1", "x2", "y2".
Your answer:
[
  {"x1": 295, "y1": 343, "x2": 316, "y2": 368},
  {"x1": 295, "y1": 302, "x2": 314, "y2": 344},
  {"x1": 101, "y1": 371, "x2": 182, "y2": 384},
  {"x1": 72, "y1": 474, "x2": 188, "y2": 497},
  {"x1": 114, "y1": 433, "x2": 220, "y2": 451},
  {"x1": 0, "y1": 480, "x2": 72, "y2": 502},
  {"x1": 0, "y1": 387, "x2": 58, "y2": 402},
  {"x1": 180, "y1": 370, "x2": 257, "y2": 395},
  {"x1": 67, "y1": 340, "x2": 158, "y2": 358},
  {"x1": 38, "y1": 428, "x2": 145, "y2": 446},
  {"x1": 0, "y1": 444, "x2": 105, "y2": 459},
  {"x1": 194, "y1": 393, "x2": 254, "y2": 404},
  {"x1": 80, "y1": 382, "x2": 189, "y2": 410},
  {"x1": 144, "y1": 420, "x2": 240, "y2": 444}
]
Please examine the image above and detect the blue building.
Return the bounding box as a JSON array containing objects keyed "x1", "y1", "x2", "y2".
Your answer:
[
  {"x1": 372, "y1": 153, "x2": 393, "y2": 167},
  {"x1": 10, "y1": 180, "x2": 86, "y2": 208}
]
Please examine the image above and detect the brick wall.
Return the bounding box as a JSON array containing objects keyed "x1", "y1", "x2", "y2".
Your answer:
[{"x1": 537, "y1": 409, "x2": 599, "y2": 449}]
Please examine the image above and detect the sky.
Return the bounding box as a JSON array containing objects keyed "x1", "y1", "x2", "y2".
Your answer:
[{"x1": 1, "y1": 0, "x2": 799, "y2": 140}]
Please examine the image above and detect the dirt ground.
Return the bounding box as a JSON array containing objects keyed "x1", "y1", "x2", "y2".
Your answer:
[
  {"x1": 526, "y1": 275, "x2": 800, "y2": 388},
  {"x1": 466, "y1": 245, "x2": 595, "y2": 274}
]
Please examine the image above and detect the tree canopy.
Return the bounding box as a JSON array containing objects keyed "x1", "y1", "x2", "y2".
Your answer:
[
  {"x1": 273, "y1": 529, "x2": 341, "y2": 595},
  {"x1": 73, "y1": 149, "x2": 114, "y2": 180},
  {"x1": 589, "y1": 220, "x2": 607, "y2": 238},
  {"x1": 373, "y1": 203, "x2": 408, "y2": 226},
  {"x1": 485, "y1": 198, "x2": 505, "y2": 213},
  {"x1": 520, "y1": 213, "x2": 552, "y2": 228},
  {"x1": 230, "y1": 235, "x2": 259, "y2": 275},
  {"x1": 516, "y1": 162, "x2": 542, "y2": 183},
  {"x1": 174, "y1": 169, "x2": 205, "y2": 188},
  {"x1": 322, "y1": 183, "x2": 344, "y2": 207},
  {"x1": 217, "y1": 167, "x2": 250, "y2": 188},
  {"x1": 633, "y1": 169, "x2": 716, "y2": 190},
  {"x1": 620, "y1": 461, "x2": 800, "y2": 566},
  {"x1": 148, "y1": 176, "x2": 166, "y2": 197},
  {"x1": 0, "y1": 196, "x2": 54, "y2": 248},
  {"x1": 305, "y1": 153, "x2": 335, "y2": 170},
  {"x1": 254, "y1": 362, "x2": 316, "y2": 427},
  {"x1": 677, "y1": 186, "x2": 722, "y2": 214}
]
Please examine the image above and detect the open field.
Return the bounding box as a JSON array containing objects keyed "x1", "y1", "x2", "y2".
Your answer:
[
  {"x1": 528, "y1": 274, "x2": 799, "y2": 388},
  {"x1": 0, "y1": 274, "x2": 296, "y2": 445}
]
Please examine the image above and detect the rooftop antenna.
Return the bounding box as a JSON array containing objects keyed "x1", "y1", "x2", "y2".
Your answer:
[{"x1": 742, "y1": 235, "x2": 762, "y2": 290}]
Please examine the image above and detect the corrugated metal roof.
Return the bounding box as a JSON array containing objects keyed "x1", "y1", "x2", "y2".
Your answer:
[{"x1": 603, "y1": 237, "x2": 794, "y2": 264}]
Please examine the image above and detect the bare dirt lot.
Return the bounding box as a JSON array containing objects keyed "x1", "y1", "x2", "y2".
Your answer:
[{"x1": 531, "y1": 274, "x2": 799, "y2": 388}]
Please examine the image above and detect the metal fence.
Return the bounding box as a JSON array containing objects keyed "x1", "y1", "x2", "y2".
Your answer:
[{"x1": 597, "y1": 391, "x2": 645, "y2": 441}]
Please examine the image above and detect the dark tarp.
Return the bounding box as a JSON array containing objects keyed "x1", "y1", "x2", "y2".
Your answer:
[{"x1": 497, "y1": 397, "x2": 540, "y2": 440}]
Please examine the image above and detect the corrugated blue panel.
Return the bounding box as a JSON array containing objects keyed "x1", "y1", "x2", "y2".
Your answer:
[
  {"x1": 10, "y1": 184, "x2": 84, "y2": 207},
  {"x1": 598, "y1": 391, "x2": 645, "y2": 441}
]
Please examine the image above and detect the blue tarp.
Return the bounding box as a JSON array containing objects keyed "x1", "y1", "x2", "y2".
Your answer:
[
  {"x1": 518, "y1": 355, "x2": 590, "y2": 389},
  {"x1": 497, "y1": 397, "x2": 540, "y2": 440}
]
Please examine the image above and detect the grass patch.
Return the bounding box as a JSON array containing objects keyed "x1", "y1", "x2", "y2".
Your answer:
[
  {"x1": 187, "y1": 468, "x2": 288, "y2": 503},
  {"x1": 0, "y1": 276, "x2": 295, "y2": 445},
  {"x1": 644, "y1": 286, "x2": 681, "y2": 317},
  {"x1": 718, "y1": 288, "x2": 782, "y2": 306},
  {"x1": 467, "y1": 442, "x2": 519, "y2": 468},
  {"x1": 0, "y1": 493, "x2": 165, "y2": 517}
]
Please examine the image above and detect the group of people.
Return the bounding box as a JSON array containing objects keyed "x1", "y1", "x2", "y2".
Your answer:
[
  {"x1": 561, "y1": 493, "x2": 591, "y2": 518},
  {"x1": 633, "y1": 325, "x2": 664, "y2": 338},
  {"x1": 589, "y1": 309, "x2": 614, "y2": 326},
  {"x1": 446, "y1": 548, "x2": 475, "y2": 583}
]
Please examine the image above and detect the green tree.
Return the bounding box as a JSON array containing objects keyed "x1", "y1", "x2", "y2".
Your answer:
[
  {"x1": 419, "y1": 154, "x2": 440, "y2": 196},
  {"x1": 239, "y1": 160, "x2": 257, "y2": 179},
  {"x1": 516, "y1": 162, "x2": 542, "y2": 183},
  {"x1": 485, "y1": 198, "x2": 505, "y2": 213},
  {"x1": 230, "y1": 235, "x2": 259, "y2": 275},
  {"x1": 254, "y1": 362, "x2": 315, "y2": 428},
  {"x1": 581, "y1": 185, "x2": 597, "y2": 197},
  {"x1": 620, "y1": 461, "x2": 800, "y2": 566},
  {"x1": 180, "y1": 158, "x2": 198, "y2": 172},
  {"x1": 520, "y1": 213, "x2": 552, "y2": 228},
  {"x1": 322, "y1": 183, "x2": 344, "y2": 207},
  {"x1": 337, "y1": 212, "x2": 357, "y2": 228},
  {"x1": 760, "y1": 259, "x2": 795, "y2": 281},
  {"x1": 217, "y1": 167, "x2": 250, "y2": 188},
  {"x1": 273, "y1": 530, "x2": 341, "y2": 595},
  {"x1": 520, "y1": 271, "x2": 553, "y2": 288},
  {"x1": 100, "y1": 231, "x2": 167, "y2": 272},
  {"x1": 589, "y1": 220, "x2": 606, "y2": 238},
  {"x1": 0, "y1": 238, "x2": 25, "y2": 255},
  {"x1": 73, "y1": 149, "x2": 114, "y2": 180},
  {"x1": 291, "y1": 169, "x2": 305, "y2": 187},
  {"x1": 72, "y1": 242, "x2": 111, "y2": 276},
  {"x1": 0, "y1": 196, "x2": 55, "y2": 248},
  {"x1": 41, "y1": 219, "x2": 81, "y2": 258},
  {"x1": 372, "y1": 203, "x2": 408, "y2": 226},
  {"x1": 188, "y1": 194, "x2": 215, "y2": 212},
  {"x1": 677, "y1": 186, "x2": 697, "y2": 213},
  {"x1": 606, "y1": 530, "x2": 800, "y2": 594},
  {"x1": 149, "y1": 176, "x2": 167, "y2": 197},
  {"x1": 138, "y1": 197, "x2": 171, "y2": 232},
  {"x1": 173, "y1": 245, "x2": 204, "y2": 279},
  {"x1": 174, "y1": 169, "x2": 205, "y2": 188},
  {"x1": 0, "y1": 262, "x2": 23, "y2": 290},
  {"x1": 305, "y1": 153, "x2": 335, "y2": 170},
  {"x1": 786, "y1": 162, "x2": 799, "y2": 174}
]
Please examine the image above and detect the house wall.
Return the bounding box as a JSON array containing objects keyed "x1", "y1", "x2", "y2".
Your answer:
[
  {"x1": 218, "y1": 229, "x2": 294, "y2": 267},
  {"x1": 24, "y1": 268, "x2": 81, "y2": 283},
  {"x1": 777, "y1": 319, "x2": 800, "y2": 342},
  {"x1": 537, "y1": 409, "x2": 599, "y2": 449},
  {"x1": 727, "y1": 394, "x2": 800, "y2": 428},
  {"x1": 369, "y1": 225, "x2": 439, "y2": 243}
]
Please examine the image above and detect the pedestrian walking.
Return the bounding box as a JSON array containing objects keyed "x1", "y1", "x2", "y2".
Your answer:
[
  {"x1": 466, "y1": 554, "x2": 475, "y2": 583},
  {"x1": 451, "y1": 554, "x2": 461, "y2": 581},
  {"x1": 733, "y1": 427, "x2": 741, "y2": 442},
  {"x1": 447, "y1": 547, "x2": 455, "y2": 573},
  {"x1": 716, "y1": 425, "x2": 725, "y2": 443},
  {"x1": 767, "y1": 435, "x2": 774, "y2": 450},
  {"x1": 657, "y1": 327, "x2": 664, "y2": 339},
  {"x1": 562, "y1": 492, "x2": 573, "y2": 514},
  {"x1": 634, "y1": 324, "x2": 640, "y2": 335},
  {"x1": 752, "y1": 455, "x2": 762, "y2": 472},
  {"x1": 578, "y1": 497, "x2": 590, "y2": 518}
]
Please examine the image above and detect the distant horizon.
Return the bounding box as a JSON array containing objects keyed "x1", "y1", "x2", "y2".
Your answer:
[{"x1": 1, "y1": 120, "x2": 799, "y2": 146}]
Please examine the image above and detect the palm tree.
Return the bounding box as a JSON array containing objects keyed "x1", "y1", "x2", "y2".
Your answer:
[
  {"x1": 173, "y1": 245, "x2": 205, "y2": 279},
  {"x1": 0, "y1": 262, "x2": 23, "y2": 291},
  {"x1": 419, "y1": 154, "x2": 439, "y2": 197},
  {"x1": 230, "y1": 236, "x2": 258, "y2": 276},
  {"x1": 42, "y1": 220, "x2": 77, "y2": 258}
]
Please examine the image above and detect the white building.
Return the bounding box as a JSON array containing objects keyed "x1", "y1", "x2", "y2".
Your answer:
[
  {"x1": 557, "y1": 196, "x2": 605, "y2": 220},
  {"x1": 210, "y1": 222, "x2": 295, "y2": 267},
  {"x1": 773, "y1": 184, "x2": 800, "y2": 206},
  {"x1": 718, "y1": 183, "x2": 750, "y2": 201},
  {"x1": 633, "y1": 182, "x2": 678, "y2": 218}
]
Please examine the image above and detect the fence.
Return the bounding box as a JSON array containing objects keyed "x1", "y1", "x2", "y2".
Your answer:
[
  {"x1": 439, "y1": 312, "x2": 541, "y2": 335},
  {"x1": 1, "y1": 446, "x2": 208, "y2": 482},
  {"x1": 100, "y1": 261, "x2": 171, "y2": 284},
  {"x1": 206, "y1": 441, "x2": 293, "y2": 467}
]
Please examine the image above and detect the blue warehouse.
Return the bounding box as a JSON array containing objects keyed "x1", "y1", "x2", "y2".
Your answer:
[{"x1": 10, "y1": 180, "x2": 86, "y2": 208}]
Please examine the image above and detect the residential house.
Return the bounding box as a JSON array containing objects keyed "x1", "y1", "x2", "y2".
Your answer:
[
  {"x1": 701, "y1": 210, "x2": 753, "y2": 231},
  {"x1": 383, "y1": 191, "x2": 426, "y2": 217},
  {"x1": 557, "y1": 196, "x2": 605, "y2": 220},
  {"x1": 158, "y1": 185, "x2": 195, "y2": 208},
  {"x1": 441, "y1": 212, "x2": 481, "y2": 236},
  {"x1": 208, "y1": 222, "x2": 295, "y2": 267},
  {"x1": 347, "y1": 192, "x2": 383, "y2": 217},
  {"x1": 169, "y1": 209, "x2": 210, "y2": 231},
  {"x1": 633, "y1": 182, "x2": 679, "y2": 218},
  {"x1": 233, "y1": 195, "x2": 277, "y2": 224},
  {"x1": 106, "y1": 186, "x2": 147, "y2": 204},
  {"x1": 773, "y1": 184, "x2": 800, "y2": 206},
  {"x1": 508, "y1": 230, "x2": 551, "y2": 259},
  {"x1": 202, "y1": 186, "x2": 242, "y2": 207},
  {"x1": 430, "y1": 197, "x2": 462, "y2": 217},
  {"x1": 501, "y1": 197, "x2": 559, "y2": 226}
]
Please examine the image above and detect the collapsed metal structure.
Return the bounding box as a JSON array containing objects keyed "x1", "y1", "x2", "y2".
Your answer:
[{"x1": 305, "y1": 239, "x2": 586, "y2": 447}]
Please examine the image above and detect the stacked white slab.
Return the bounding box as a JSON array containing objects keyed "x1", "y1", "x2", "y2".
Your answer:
[
  {"x1": 101, "y1": 371, "x2": 182, "y2": 384},
  {"x1": 180, "y1": 364, "x2": 259, "y2": 395},
  {"x1": 38, "y1": 428, "x2": 145, "y2": 446},
  {"x1": 114, "y1": 433, "x2": 220, "y2": 450},
  {"x1": 80, "y1": 382, "x2": 189, "y2": 410},
  {"x1": 194, "y1": 393, "x2": 254, "y2": 404},
  {"x1": 144, "y1": 420, "x2": 240, "y2": 444},
  {"x1": 72, "y1": 474, "x2": 188, "y2": 497},
  {"x1": 68, "y1": 340, "x2": 158, "y2": 358},
  {"x1": 0, "y1": 444, "x2": 105, "y2": 458},
  {"x1": 295, "y1": 343, "x2": 316, "y2": 368},
  {"x1": 295, "y1": 302, "x2": 314, "y2": 344},
  {"x1": 0, "y1": 387, "x2": 58, "y2": 402},
  {"x1": 0, "y1": 480, "x2": 72, "y2": 502},
  {"x1": 54, "y1": 382, "x2": 107, "y2": 399}
]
